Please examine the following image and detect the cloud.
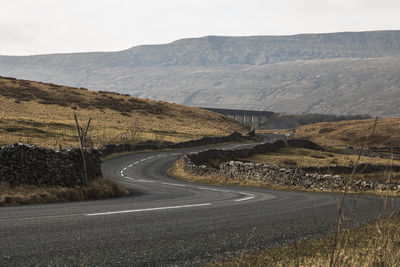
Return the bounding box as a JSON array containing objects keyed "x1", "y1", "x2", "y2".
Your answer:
[{"x1": 0, "y1": 0, "x2": 399, "y2": 55}]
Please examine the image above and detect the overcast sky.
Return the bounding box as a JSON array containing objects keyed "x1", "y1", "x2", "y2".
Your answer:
[{"x1": 1, "y1": 0, "x2": 400, "y2": 55}]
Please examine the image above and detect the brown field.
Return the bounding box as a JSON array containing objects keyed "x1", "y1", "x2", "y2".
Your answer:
[
  {"x1": 0, "y1": 76, "x2": 246, "y2": 148},
  {"x1": 294, "y1": 118, "x2": 400, "y2": 148},
  {"x1": 237, "y1": 147, "x2": 400, "y2": 167}
]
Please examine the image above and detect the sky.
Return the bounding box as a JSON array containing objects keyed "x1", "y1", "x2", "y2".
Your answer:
[{"x1": 1, "y1": 0, "x2": 400, "y2": 55}]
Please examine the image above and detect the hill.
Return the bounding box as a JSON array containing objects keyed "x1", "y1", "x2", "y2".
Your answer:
[
  {"x1": 0, "y1": 76, "x2": 245, "y2": 148},
  {"x1": 259, "y1": 113, "x2": 371, "y2": 129},
  {"x1": 0, "y1": 30, "x2": 400, "y2": 116},
  {"x1": 294, "y1": 118, "x2": 400, "y2": 148}
]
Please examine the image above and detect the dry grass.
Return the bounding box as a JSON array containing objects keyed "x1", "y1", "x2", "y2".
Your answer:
[
  {"x1": 256, "y1": 129, "x2": 294, "y2": 135},
  {"x1": 0, "y1": 76, "x2": 245, "y2": 148},
  {"x1": 0, "y1": 178, "x2": 129, "y2": 206},
  {"x1": 210, "y1": 215, "x2": 400, "y2": 267},
  {"x1": 237, "y1": 147, "x2": 400, "y2": 168},
  {"x1": 294, "y1": 118, "x2": 400, "y2": 148}
]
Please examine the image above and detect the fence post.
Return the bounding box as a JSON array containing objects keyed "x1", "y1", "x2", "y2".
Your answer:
[{"x1": 74, "y1": 114, "x2": 90, "y2": 185}]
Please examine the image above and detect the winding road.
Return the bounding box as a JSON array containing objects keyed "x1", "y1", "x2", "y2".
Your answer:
[{"x1": 0, "y1": 140, "x2": 392, "y2": 266}]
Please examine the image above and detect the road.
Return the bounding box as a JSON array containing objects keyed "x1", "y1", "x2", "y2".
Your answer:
[{"x1": 0, "y1": 140, "x2": 393, "y2": 266}]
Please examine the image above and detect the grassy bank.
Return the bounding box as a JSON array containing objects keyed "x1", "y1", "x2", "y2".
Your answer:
[
  {"x1": 0, "y1": 178, "x2": 129, "y2": 206},
  {"x1": 210, "y1": 214, "x2": 400, "y2": 266}
]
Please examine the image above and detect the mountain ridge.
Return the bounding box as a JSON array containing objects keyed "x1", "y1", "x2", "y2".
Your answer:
[{"x1": 1, "y1": 30, "x2": 399, "y2": 116}]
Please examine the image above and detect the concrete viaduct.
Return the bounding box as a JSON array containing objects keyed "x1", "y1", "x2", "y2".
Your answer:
[{"x1": 204, "y1": 107, "x2": 274, "y2": 127}]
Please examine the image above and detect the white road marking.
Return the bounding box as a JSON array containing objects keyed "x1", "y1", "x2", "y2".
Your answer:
[
  {"x1": 196, "y1": 186, "x2": 229, "y2": 193},
  {"x1": 86, "y1": 203, "x2": 212, "y2": 216},
  {"x1": 196, "y1": 186, "x2": 255, "y2": 202},
  {"x1": 235, "y1": 193, "x2": 255, "y2": 202},
  {"x1": 128, "y1": 164, "x2": 133, "y2": 167},
  {"x1": 124, "y1": 176, "x2": 154, "y2": 183},
  {"x1": 197, "y1": 186, "x2": 212, "y2": 190},
  {"x1": 161, "y1": 182, "x2": 187, "y2": 187},
  {"x1": 136, "y1": 179, "x2": 155, "y2": 183}
]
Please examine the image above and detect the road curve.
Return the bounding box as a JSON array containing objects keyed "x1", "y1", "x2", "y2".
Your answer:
[{"x1": 0, "y1": 141, "x2": 393, "y2": 266}]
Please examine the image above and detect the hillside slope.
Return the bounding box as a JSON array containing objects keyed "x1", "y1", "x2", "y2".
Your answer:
[
  {"x1": 295, "y1": 118, "x2": 400, "y2": 148},
  {"x1": 0, "y1": 76, "x2": 245, "y2": 148},
  {"x1": 1, "y1": 30, "x2": 400, "y2": 116}
]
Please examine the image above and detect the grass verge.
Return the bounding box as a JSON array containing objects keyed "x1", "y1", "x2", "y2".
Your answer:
[
  {"x1": 0, "y1": 178, "x2": 129, "y2": 206},
  {"x1": 209, "y1": 214, "x2": 400, "y2": 266}
]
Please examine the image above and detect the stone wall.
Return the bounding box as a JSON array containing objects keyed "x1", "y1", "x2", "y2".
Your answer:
[
  {"x1": 0, "y1": 143, "x2": 102, "y2": 187},
  {"x1": 99, "y1": 131, "x2": 255, "y2": 157},
  {"x1": 0, "y1": 131, "x2": 254, "y2": 187},
  {"x1": 181, "y1": 140, "x2": 400, "y2": 192},
  {"x1": 184, "y1": 139, "x2": 322, "y2": 166},
  {"x1": 342, "y1": 147, "x2": 400, "y2": 160}
]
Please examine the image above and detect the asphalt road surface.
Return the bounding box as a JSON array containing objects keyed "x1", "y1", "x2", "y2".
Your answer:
[{"x1": 0, "y1": 140, "x2": 394, "y2": 266}]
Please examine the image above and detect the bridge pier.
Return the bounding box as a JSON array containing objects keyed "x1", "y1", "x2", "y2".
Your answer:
[{"x1": 203, "y1": 107, "x2": 273, "y2": 128}]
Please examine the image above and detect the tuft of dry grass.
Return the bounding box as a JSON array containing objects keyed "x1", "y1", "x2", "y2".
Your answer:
[
  {"x1": 0, "y1": 178, "x2": 129, "y2": 206},
  {"x1": 294, "y1": 118, "x2": 400, "y2": 148},
  {"x1": 0, "y1": 76, "x2": 246, "y2": 148}
]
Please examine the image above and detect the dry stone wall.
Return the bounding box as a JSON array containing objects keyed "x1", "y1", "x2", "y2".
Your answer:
[
  {"x1": 181, "y1": 140, "x2": 400, "y2": 192},
  {"x1": 0, "y1": 131, "x2": 253, "y2": 187},
  {"x1": 0, "y1": 143, "x2": 102, "y2": 187},
  {"x1": 99, "y1": 131, "x2": 255, "y2": 157}
]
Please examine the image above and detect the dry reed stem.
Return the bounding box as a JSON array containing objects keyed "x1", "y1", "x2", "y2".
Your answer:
[{"x1": 329, "y1": 117, "x2": 378, "y2": 267}]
